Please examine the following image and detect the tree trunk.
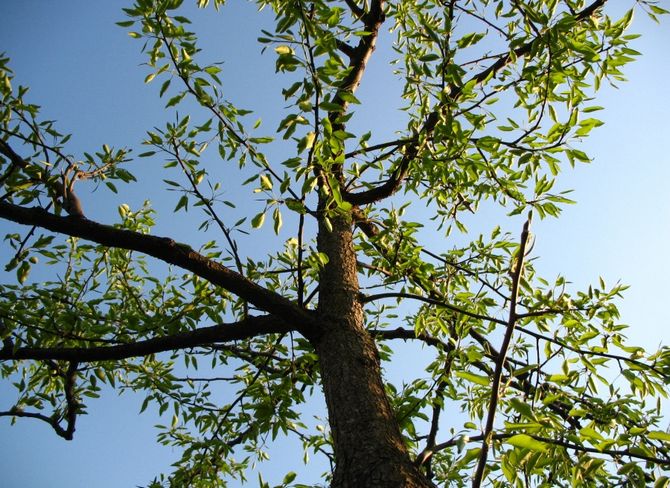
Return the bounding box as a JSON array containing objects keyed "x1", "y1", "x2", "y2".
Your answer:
[{"x1": 314, "y1": 214, "x2": 432, "y2": 487}]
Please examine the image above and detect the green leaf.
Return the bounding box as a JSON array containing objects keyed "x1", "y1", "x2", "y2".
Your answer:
[
  {"x1": 338, "y1": 91, "x2": 360, "y2": 104},
  {"x1": 274, "y1": 45, "x2": 293, "y2": 55},
  {"x1": 323, "y1": 216, "x2": 332, "y2": 232},
  {"x1": 174, "y1": 195, "x2": 188, "y2": 212},
  {"x1": 165, "y1": 92, "x2": 186, "y2": 108},
  {"x1": 455, "y1": 371, "x2": 489, "y2": 387},
  {"x1": 655, "y1": 476, "x2": 670, "y2": 488},
  {"x1": 159, "y1": 79, "x2": 171, "y2": 98},
  {"x1": 648, "y1": 430, "x2": 670, "y2": 442},
  {"x1": 509, "y1": 398, "x2": 534, "y2": 419},
  {"x1": 579, "y1": 426, "x2": 604, "y2": 442},
  {"x1": 204, "y1": 65, "x2": 221, "y2": 75},
  {"x1": 272, "y1": 207, "x2": 282, "y2": 234},
  {"x1": 419, "y1": 53, "x2": 440, "y2": 62},
  {"x1": 457, "y1": 32, "x2": 485, "y2": 49},
  {"x1": 506, "y1": 434, "x2": 548, "y2": 452},
  {"x1": 504, "y1": 422, "x2": 544, "y2": 432},
  {"x1": 251, "y1": 212, "x2": 265, "y2": 229},
  {"x1": 282, "y1": 472, "x2": 297, "y2": 485},
  {"x1": 260, "y1": 174, "x2": 273, "y2": 191},
  {"x1": 320, "y1": 101, "x2": 344, "y2": 112},
  {"x1": 17, "y1": 261, "x2": 30, "y2": 284},
  {"x1": 285, "y1": 198, "x2": 305, "y2": 214},
  {"x1": 298, "y1": 132, "x2": 315, "y2": 153}
]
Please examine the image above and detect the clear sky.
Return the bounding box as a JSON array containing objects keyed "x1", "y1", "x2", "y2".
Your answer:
[{"x1": 1, "y1": 1, "x2": 669, "y2": 487}]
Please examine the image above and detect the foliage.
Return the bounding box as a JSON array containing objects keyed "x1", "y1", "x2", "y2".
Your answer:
[{"x1": 1, "y1": 0, "x2": 669, "y2": 486}]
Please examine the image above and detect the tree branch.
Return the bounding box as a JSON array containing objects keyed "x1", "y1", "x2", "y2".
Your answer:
[
  {"x1": 0, "y1": 409, "x2": 75, "y2": 440},
  {"x1": 431, "y1": 432, "x2": 670, "y2": 467},
  {"x1": 0, "y1": 360, "x2": 80, "y2": 440},
  {"x1": 0, "y1": 138, "x2": 29, "y2": 186},
  {"x1": 473, "y1": 212, "x2": 532, "y2": 487},
  {"x1": 0, "y1": 315, "x2": 294, "y2": 362},
  {"x1": 342, "y1": 0, "x2": 607, "y2": 206},
  {"x1": 335, "y1": 38, "x2": 356, "y2": 58},
  {"x1": 332, "y1": 0, "x2": 385, "y2": 101},
  {"x1": 0, "y1": 201, "x2": 314, "y2": 329},
  {"x1": 515, "y1": 324, "x2": 670, "y2": 380},
  {"x1": 372, "y1": 327, "x2": 452, "y2": 350},
  {"x1": 343, "y1": 0, "x2": 365, "y2": 19},
  {"x1": 344, "y1": 137, "x2": 414, "y2": 159},
  {"x1": 360, "y1": 291, "x2": 506, "y2": 326},
  {"x1": 62, "y1": 361, "x2": 79, "y2": 439}
]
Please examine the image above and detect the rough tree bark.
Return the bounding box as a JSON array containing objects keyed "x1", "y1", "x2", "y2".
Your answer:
[
  {"x1": 5, "y1": 1, "x2": 665, "y2": 487},
  {"x1": 313, "y1": 214, "x2": 433, "y2": 487}
]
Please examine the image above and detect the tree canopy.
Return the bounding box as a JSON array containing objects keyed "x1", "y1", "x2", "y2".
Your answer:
[{"x1": 1, "y1": 0, "x2": 670, "y2": 486}]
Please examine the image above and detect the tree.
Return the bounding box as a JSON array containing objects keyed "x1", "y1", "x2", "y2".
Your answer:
[{"x1": 1, "y1": 0, "x2": 669, "y2": 486}]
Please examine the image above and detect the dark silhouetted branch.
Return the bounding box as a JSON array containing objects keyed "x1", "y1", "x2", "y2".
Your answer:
[
  {"x1": 473, "y1": 212, "x2": 532, "y2": 487},
  {"x1": 0, "y1": 201, "x2": 314, "y2": 329},
  {"x1": 343, "y1": 0, "x2": 608, "y2": 206},
  {"x1": 361, "y1": 292, "x2": 506, "y2": 326},
  {"x1": 0, "y1": 315, "x2": 294, "y2": 362}
]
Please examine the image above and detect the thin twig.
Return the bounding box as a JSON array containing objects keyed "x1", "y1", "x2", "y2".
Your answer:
[
  {"x1": 360, "y1": 291, "x2": 506, "y2": 326},
  {"x1": 473, "y1": 211, "x2": 532, "y2": 487}
]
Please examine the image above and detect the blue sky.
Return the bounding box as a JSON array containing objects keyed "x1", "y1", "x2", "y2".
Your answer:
[{"x1": 1, "y1": 1, "x2": 669, "y2": 487}]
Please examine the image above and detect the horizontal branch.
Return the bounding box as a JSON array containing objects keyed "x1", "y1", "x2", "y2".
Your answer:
[
  {"x1": 0, "y1": 409, "x2": 73, "y2": 439},
  {"x1": 372, "y1": 327, "x2": 452, "y2": 350},
  {"x1": 429, "y1": 432, "x2": 670, "y2": 467},
  {"x1": 0, "y1": 201, "x2": 314, "y2": 330},
  {"x1": 360, "y1": 291, "x2": 506, "y2": 326},
  {"x1": 0, "y1": 315, "x2": 293, "y2": 362},
  {"x1": 515, "y1": 325, "x2": 669, "y2": 380},
  {"x1": 344, "y1": 138, "x2": 414, "y2": 159}
]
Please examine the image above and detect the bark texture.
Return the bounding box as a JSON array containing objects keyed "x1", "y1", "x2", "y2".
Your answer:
[{"x1": 314, "y1": 214, "x2": 432, "y2": 487}]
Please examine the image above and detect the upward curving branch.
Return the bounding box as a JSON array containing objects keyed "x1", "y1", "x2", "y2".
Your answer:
[
  {"x1": 343, "y1": 0, "x2": 608, "y2": 206},
  {"x1": 335, "y1": 0, "x2": 386, "y2": 101},
  {"x1": 0, "y1": 201, "x2": 315, "y2": 330}
]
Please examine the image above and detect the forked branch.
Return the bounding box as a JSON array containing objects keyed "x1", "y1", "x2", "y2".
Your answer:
[
  {"x1": 0, "y1": 201, "x2": 314, "y2": 329},
  {"x1": 0, "y1": 360, "x2": 80, "y2": 440},
  {"x1": 342, "y1": 0, "x2": 608, "y2": 206}
]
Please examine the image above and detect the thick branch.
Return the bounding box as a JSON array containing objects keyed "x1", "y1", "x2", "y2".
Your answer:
[
  {"x1": 62, "y1": 361, "x2": 79, "y2": 439},
  {"x1": 328, "y1": 0, "x2": 385, "y2": 118},
  {"x1": 0, "y1": 201, "x2": 314, "y2": 329},
  {"x1": 343, "y1": 0, "x2": 365, "y2": 19},
  {"x1": 343, "y1": 0, "x2": 607, "y2": 206},
  {"x1": 0, "y1": 315, "x2": 294, "y2": 362},
  {"x1": 373, "y1": 327, "x2": 451, "y2": 350}
]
